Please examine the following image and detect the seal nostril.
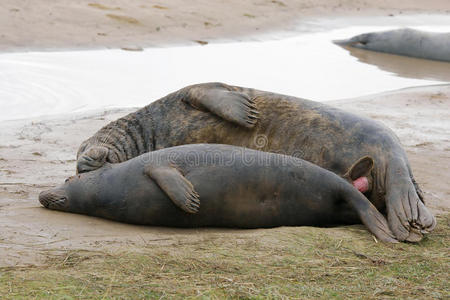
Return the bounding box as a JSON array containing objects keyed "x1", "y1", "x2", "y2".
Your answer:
[
  {"x1": 58, "y1": 196, "x2": 67, "y2": 204},
  {"x1": 39, "y1": 191, "x2": 50, "y2": 208},
  {"x1": 39, "y1": 189, "x2": 67, "y2": 209}
]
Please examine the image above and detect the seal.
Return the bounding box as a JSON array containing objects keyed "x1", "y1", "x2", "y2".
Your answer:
[
  {"x1": 76, "y1": 82, "x2": 436, "y2": 241},
  {"x1": 334, "y1": 28, "x2": 450, "y2": 62},
  {"x1": 41, "y1": 144, "x2": 397, "y2": 243}
]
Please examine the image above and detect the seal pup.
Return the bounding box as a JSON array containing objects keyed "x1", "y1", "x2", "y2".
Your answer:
[
  {"x1": 334, "y1": 28, "x2": 450, "y2": 62},
  {"x1": 76, "y1": 82, "x2": 436, "y2": 241},
  {"x1": 40, "y1": 144, "x2": 398, "y2": 243}
]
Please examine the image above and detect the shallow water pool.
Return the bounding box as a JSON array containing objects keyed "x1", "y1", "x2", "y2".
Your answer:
[{"x1": 0, "y1": 14, "x2": 449, "y2": 121}]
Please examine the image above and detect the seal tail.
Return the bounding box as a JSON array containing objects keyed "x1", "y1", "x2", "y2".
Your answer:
[{"x1": 342, "y1": 185, "x2": 398, "y2": 243}]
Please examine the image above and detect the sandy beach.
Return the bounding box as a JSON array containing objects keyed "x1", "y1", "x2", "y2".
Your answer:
[
  {"x1": 1, "y1": 0, "x2": 449, "y2": 52},
  {"x1": 0, "y1": 0, "x2": 449, "y2": 285}
]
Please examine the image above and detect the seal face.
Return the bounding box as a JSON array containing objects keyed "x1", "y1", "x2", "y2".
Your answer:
[
  {"x1": 75, "y1": 82, "x2": 436, "y2": 241},
  {"x1": 334, "y1": 28, "x2": 450, "y2": 62},
  {"x1": 42, "y1": 144, "x2": 399, "y2": 243}
]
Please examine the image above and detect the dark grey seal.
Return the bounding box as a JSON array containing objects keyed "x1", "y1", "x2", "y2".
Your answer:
[
  {"x1": 41, "y1": 144, "x2": 397, "y2": 243},
  {"x1": 76, "y1": 82, "x2": 436, "y2": 242},
  {"x1": 334, "y1": 28, "x2": 450, "y2": 62}
]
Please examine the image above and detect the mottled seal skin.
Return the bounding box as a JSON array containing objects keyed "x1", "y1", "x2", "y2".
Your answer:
[
  {"x1": 42, "y1": 144, "x2": 397, "y2": 242},
  {"x1": 76, "y1": 82, "x2": 436, "y2": 241},
  {"x1": 334, "y1": 28, "x2": 450, "y2": 62}
]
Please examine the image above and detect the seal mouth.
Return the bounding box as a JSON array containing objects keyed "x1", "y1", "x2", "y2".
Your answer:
[
  {"x1": 332, "y1": 38, "x2": 367, "y2": 48},
  {"x1": 332, "y1": 38, "x2": 350, "y2": 45},
  {"x1": 39, "y1": 189, "x2": 67, "y2": 209}
]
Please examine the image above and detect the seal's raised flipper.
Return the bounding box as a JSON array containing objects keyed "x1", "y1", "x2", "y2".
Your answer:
[
  {"x1": 144, "y1": 164, "x2": 200, "y2": 213},
  {"x1": 343, "y1": 156, "x2": 374, "y2": 193},
  {"x1": 344, "y1": 156, "x2": 374, "y2": 180},
  {"x1": 183, "y1": 83, "x2": 259, "y2": 128}
]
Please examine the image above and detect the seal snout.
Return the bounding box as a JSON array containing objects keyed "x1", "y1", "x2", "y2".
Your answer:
[
  {"x1": 332, "y1": 38, "x2": 351, "y2": 45},
  {"x1": 39, "y1": 189, "x2": 67, "y2": 209}
]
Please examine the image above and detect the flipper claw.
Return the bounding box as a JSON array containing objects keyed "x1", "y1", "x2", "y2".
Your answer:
[
  {"x1": 145, "y1": 164, "x2": 200, "y2": 214},
  {"x1": 184, "y1": 84, "x2": 261, "y2": 128}
]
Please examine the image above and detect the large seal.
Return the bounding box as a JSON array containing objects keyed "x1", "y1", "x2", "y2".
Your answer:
[
  {"x1": 41, "y1": 144, "x2": 397, "y2": 242},
  {"x1": 334, "y1": 28, "x2": 450, "y2": 62},
  {"x1": 76, "y1": 82, "x2": 436, "y2": 241}
]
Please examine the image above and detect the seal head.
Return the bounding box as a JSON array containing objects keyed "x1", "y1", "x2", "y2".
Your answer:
[{"x1": 39, "y1": 174, "x2": 95, "y2": 214}]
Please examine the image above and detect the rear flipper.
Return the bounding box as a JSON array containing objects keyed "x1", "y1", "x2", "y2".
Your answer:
[
  {"x1": 144, "y1": 164, "x2": 200, "y2": 214},
  {"x1": 386, "y1": 186, "x2": 436, "y2": 242},
  {"x1": 181, "y1": 83, "x2": 259, "y2": 128},
  {"x1": 344, "y1": 188, "x2": 398, "y2": 243}
]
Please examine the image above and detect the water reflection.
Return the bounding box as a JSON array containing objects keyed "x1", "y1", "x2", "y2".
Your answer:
[{"x1": 338, "y1": 45, "x2": 450, "y2": 82}]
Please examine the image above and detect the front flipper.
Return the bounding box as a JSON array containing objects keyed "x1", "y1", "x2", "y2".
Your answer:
[
  {"x1": 144, "y1": 164, "x2": 200, "y2": 213},
  {"x1": 77, "y1": 145, "x2": 110, "y2": 174},
  {"x1": 182, "y1": 83, "x2": 259, "y2": 128}
]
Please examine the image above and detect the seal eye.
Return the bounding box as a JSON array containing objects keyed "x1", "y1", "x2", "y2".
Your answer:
[{"x1": 65, "y1": 178, "x2": 70, "y2": 183}]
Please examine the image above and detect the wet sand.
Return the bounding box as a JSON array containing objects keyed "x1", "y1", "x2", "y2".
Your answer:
[
  {"x1": 1, "y1": 84, "x2": 449, "y2": 267},
  {"x1": 1, "y1": 0, "x2": 449, "y2": 52}
]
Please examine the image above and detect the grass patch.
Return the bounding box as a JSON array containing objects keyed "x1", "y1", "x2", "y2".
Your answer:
[{"x1": 1, "y1": 214, "x2": 448, "y2": 299}]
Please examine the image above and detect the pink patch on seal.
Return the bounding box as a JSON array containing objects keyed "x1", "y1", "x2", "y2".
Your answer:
[{"x1": 353, "y1": 176, "x2": 369, "y2": 193}]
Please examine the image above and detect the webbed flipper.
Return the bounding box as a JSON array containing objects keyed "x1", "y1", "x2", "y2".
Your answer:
[
  {"x1": 183, "y1": 83, "x2": 259, "y2": 128},
  {"x1": 145, "y1": 164, "x2": 200, "y2": 213},
  {"x1": 344, "y1": 188, "x2": 398, "y2": 243}
]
